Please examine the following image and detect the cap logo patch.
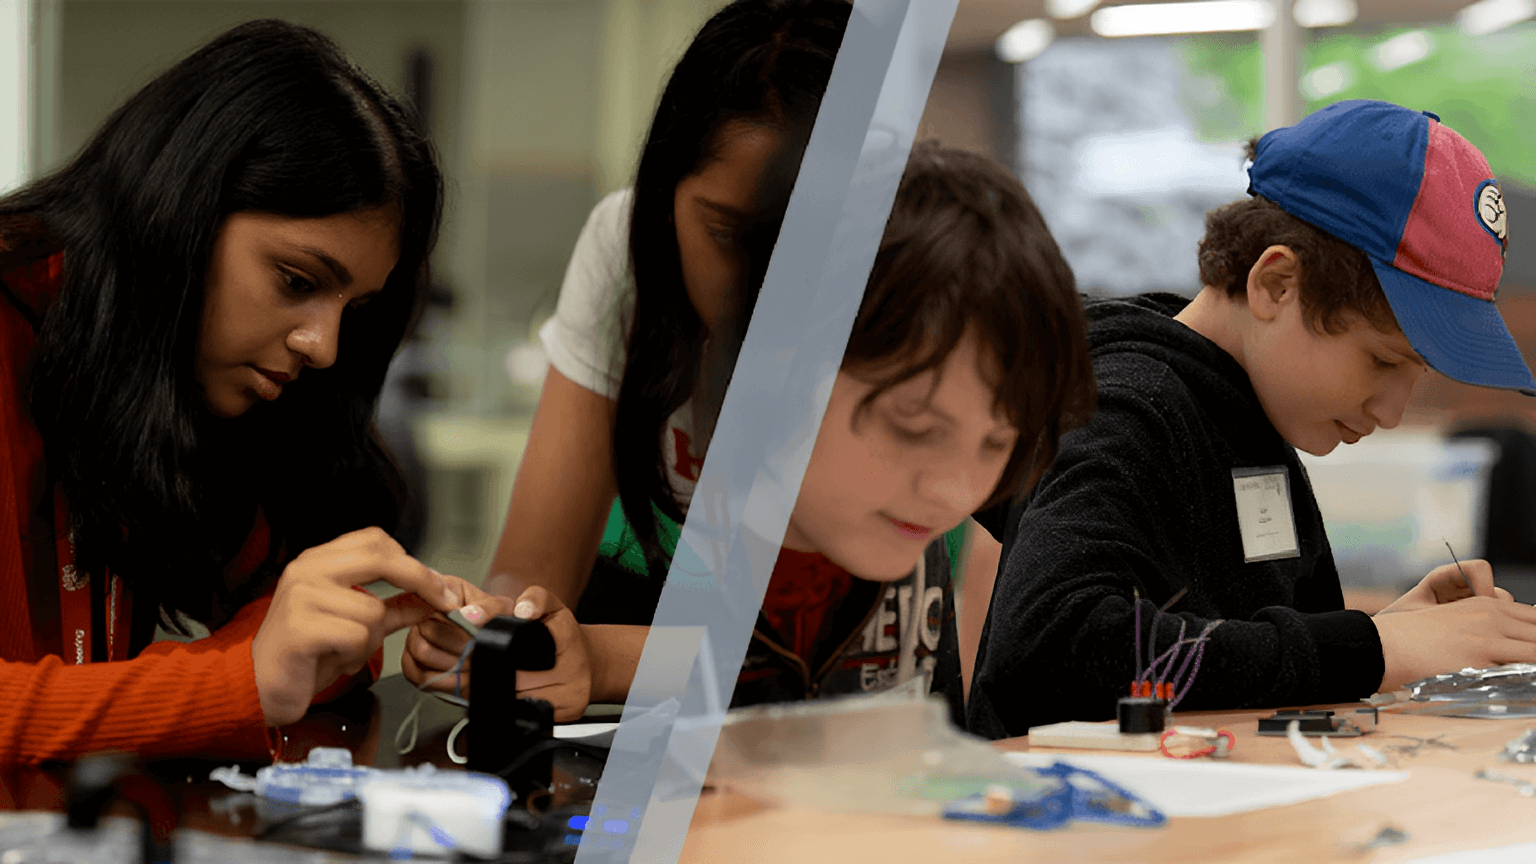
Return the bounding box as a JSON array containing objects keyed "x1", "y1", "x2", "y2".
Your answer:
[{"x1": 1476, "y1": 179, "x2": 1507, "y2": 245}]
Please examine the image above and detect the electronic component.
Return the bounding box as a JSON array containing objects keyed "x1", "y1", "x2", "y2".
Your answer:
[
  {"x1": 66, "y1": 753, "x2": 174, "y2": 864},
  {"x1": 1257, "y1": 707, "x2": 1377, "y2": 737},
  {"x1": 468, "y1": 615, "x2": 559, "y2": 802},
  {"x1": 1118, "y1": 696, "x2": 1167, "y2": 734},
  {"x1": 1128, "y1": 587, "x2": 1220, "y2": 714}
]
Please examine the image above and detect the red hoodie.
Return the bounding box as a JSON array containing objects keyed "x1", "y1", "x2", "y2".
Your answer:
[{"x1": 0, "y1": 253, "x2": 377, "y2": 765}]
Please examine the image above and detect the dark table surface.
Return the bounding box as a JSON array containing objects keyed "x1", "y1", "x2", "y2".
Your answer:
[{"x1": 0, "y1": 674, "x2": 609, "y2": 859}]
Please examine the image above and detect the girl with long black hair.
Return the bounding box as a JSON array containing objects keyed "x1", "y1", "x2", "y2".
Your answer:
[
  {"x1": 0, "y1": 19, "x2": 464, "y2": 763},
  {"x1": 479, "y1": 0, "x2": 857, "y2": 615}
]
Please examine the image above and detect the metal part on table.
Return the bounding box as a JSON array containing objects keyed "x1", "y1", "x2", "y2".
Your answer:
[
  {"x1": 1401, "y1": 664, "x2": 1536, "y2": 718},
  {"x1": 1474, "y1": 768, "x2": 1536, "y2": 797},
  {"x1": 1346, "y1": 824, "x2": 1409, "y2": 854},
  {"x1": 1257, "y1": 708, "x2": 1377, "y2": 737},
  {"x1": 1383, "y1": 734, "x2": 1457, "y2": 759},
  {"x1": 1499, "y1": 729, "x2": 1536, "y2": 763}
]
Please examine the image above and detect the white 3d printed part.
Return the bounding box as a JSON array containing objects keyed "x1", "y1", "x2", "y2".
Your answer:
[
  {"x1": 354, "y1": 764, "x2": 511, "y2": 858},
  {"x1": 210, "y1": 746, "x2": 378, "y2": 805},
  {"x1": 1027, "y1": 721, "x2": 1160, "y2": 752}
]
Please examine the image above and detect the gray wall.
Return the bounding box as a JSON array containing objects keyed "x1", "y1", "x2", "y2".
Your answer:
[{"x1": 50, "y1": 1, "x2": 466, "y2": 182}]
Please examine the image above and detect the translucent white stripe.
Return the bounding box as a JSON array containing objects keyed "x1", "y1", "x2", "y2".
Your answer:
[{"x1": 574, "y1": 1, "x2": 957, "y2": 861}]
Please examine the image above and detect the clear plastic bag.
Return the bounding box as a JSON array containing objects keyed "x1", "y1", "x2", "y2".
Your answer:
[{"x1": 709, "y1": 692, "x2": 1055, "y2": 817}]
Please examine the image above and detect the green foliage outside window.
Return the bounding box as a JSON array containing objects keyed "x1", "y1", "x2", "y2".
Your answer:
[{"x1": 1177, "y1": 24, "x2": 1536, "y2": 187}]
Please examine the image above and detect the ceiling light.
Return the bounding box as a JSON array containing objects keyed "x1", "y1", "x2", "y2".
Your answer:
[
  {"x1": 1372, "y1": 30, "x2": 1434, "y2": 71},
  {"x1": 1293, "y1": 0, "x2": 1358, "y2": 27},
  {"x1": 1090, "y1": 0, "x2": 1276, "y2": 38},
  {"x1": 1458, "y1": 0, "x2": 1536, "y2": 35},
  {"x1": 996, "y1": 19, "x2": 1055, "y2": 63},
  {"x1": 1046, "y1": 0, "x2": 1103, "y2": 18}
]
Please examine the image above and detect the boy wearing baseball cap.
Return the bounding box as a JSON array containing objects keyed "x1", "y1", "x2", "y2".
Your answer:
[{"x1": 969, "y1": 100, "x2": 1536, "y2": 738}]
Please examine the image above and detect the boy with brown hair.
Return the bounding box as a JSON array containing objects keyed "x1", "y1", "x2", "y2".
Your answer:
[{"x1": 969, "y1": 100, "x2": 1536, "y2": 738}]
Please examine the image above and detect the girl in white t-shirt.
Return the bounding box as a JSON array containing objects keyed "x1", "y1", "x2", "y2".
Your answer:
[{"x1": 490, "y1": 0, "x2": 857, "y2": 607}]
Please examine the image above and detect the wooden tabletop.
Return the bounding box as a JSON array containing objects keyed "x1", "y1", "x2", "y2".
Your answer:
[
  {"x1": 8, "y1": 682, "x2": 1533, "y2": 862},
  {"x1": 682, "y1": 704, "x2": 1536, "y2": 863}
]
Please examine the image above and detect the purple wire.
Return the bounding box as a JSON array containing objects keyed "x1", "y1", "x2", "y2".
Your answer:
[
  {"x1": 1142, "y1": 620, "x2": 1188, "y2": 686},
  {"x1": 1133, "y1": 589, "x2": 1143, "y2": 683},
  {"x1": 1142, "y1": 588, "x2": 1188, "y2": 686},
  {"x1": 1169, "y1": 621, "x2": 1224, "y2": 708},
  {"x1": 1159, "y1": 620, "x2": 1190, "y2": 685},
  {"x1": 1168, "y1": 640, "x2": 1210, "y2": 710},
  {"x1": 1166, "y1": 635, "x2": 1202, "y2": 696}
]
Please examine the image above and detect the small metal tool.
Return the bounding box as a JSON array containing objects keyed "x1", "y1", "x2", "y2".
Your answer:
[{"x1": 1445, "y1": 538, "x2": 1469, "y2": 589}]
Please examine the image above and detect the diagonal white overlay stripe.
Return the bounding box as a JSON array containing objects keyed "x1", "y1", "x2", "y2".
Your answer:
[{"x1": 574, "y1": 2, "x2": 957, "y2": 861}]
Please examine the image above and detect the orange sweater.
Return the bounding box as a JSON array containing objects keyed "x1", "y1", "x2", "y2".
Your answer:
[{"x1": 0, "y1": 254, "x2": 377, "y2": 765}]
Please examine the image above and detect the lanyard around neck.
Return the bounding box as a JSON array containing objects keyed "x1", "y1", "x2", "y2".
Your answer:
[{"x1": 53, "y1": 488, "x2": 130, "y2": 664}]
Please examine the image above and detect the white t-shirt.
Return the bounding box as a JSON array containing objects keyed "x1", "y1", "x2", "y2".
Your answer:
[{"x1": 538, "y1": 188, "x2": 703, "y2": 507}]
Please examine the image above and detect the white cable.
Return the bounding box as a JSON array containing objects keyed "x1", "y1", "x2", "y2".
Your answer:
[{"x1": 396, "y1": 641, "x2": 475, "y2": 756}]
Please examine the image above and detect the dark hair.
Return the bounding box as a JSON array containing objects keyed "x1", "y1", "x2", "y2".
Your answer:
[
  {"x1": 845, "y1": 143, "x2": 1095, "y2": 506},
  {"x1": 1198, "y1": 140, "x2": 1396, "y2": 336},
  {"x1": 614, "y1": 0, "x2": 850, "y2": 574},
  {"x1": 0, "y1": 20, "x2": 442, "y2": 631}
]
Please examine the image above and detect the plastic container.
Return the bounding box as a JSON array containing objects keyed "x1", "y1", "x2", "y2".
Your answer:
[
  {"x1": 211, "y1": 746, "x2": 378, "y2": 806},
  {"x1": 354, "y1": 763, "x2": 511, "y2": 858}
]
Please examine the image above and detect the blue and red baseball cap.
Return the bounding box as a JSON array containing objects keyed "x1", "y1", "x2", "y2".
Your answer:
[{"x1": 1248, "y1": 99, "x2": 1536, "y2": 396}]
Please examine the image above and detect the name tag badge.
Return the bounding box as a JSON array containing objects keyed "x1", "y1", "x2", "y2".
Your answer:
[{"x1": 1231, "y1": 466, "x2": 1301, "y2": 563}]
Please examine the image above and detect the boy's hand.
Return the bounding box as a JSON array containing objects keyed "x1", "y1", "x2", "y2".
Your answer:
[
  {"x1": 1375, "y1": 597, "x2": 1536, "y2": 691},
  {"x1": 401, "y1": 584, "x2": 594, "y2": 722},
  {"x1": 1377, "y1": 558, "x2": 1511, "y2": 615}
]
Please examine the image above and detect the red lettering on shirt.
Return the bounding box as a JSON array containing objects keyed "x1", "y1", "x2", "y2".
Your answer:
[{"x1": 671, "y1": 427, "x2": 704, "y2": 482}]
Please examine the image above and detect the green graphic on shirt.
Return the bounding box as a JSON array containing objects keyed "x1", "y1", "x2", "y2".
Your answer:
[{"x1": 599, "y1": 498, "x2": 967, "y2": 579}]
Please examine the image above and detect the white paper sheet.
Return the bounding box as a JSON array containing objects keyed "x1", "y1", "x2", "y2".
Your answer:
[
  {"x1": 1403, "y1": 844, "x2": 1536, "y2": 863},
  {"x1": 1003, "y1": 751, "x2": 1408, "y2": 817}
]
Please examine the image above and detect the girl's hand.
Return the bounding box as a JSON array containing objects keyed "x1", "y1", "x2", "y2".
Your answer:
[
  {"x1": 504, "y1": 586, "x2": 593, "y2": 722},
  {"x1": 1378, "y1": 558, "x2": 1510, "y2": 615},
  {"x1": 252, "y1": 527, "x2": 461, "y2": 726},
  {"x1": 400, "y1": 580, "x2": 515, "y2": 698},
  {"x1": 403, "y1": 585, "x2": 594, "y2": 722}
]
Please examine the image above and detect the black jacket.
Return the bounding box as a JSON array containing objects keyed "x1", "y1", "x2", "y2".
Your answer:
[{"x1": 967, "y1": 294, "x2": 1383, "y2": 739}]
